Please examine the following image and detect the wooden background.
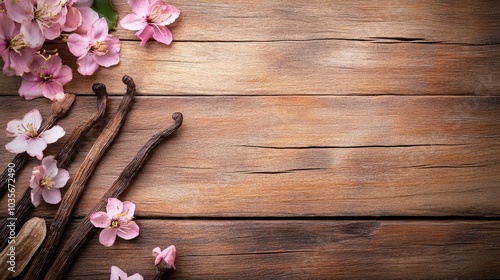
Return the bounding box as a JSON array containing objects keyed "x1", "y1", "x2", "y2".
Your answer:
[{"x1": 1, "y1": 0, "x2": 500, "y2": 278}]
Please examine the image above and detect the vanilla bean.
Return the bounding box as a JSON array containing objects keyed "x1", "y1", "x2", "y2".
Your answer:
[
  {"x1": 0, "y1": 94, "x2": 75, "y2": 199},
  {"x1": 46, "y1": 112, "x2": 183, "y2": 280},
  {"x1": 24, "y1": 76, "x2": 136, "y2": 280},
  {"x1": 0, "y1": 87, "x2": 108, "y2": 251}
]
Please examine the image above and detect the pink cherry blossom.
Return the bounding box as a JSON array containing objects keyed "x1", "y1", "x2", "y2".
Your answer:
[
  {"x1": 152, "y1": 245, "x2": 176, "y2": 271},
  {"x1": 5, "y1": 109, "x2": 65, "y2": 160},
  {"x1": 90, "y1": 198, "x2": 140, "y2": 247},
  {"x1": 18, "y1": 54, "x2": 72, "y2": 100},
  {"x1": 120, "y1": 0, "x2": 180, "y2": 46},
  {"x1": 0, "y1": 11, "x2": 37, "y2": 76},
  {"x1": 67, "y1": 17, "x2": 120, "y2": 76},
  {"x1": 30, "y1": 156, "x2": 70, "y2": 207},
  {"x1": 110, "y1": 266, "x2": 143, "y2": 280},
  {"x1": 4, "y1": 0, "x2": 67, "y2": 49}
]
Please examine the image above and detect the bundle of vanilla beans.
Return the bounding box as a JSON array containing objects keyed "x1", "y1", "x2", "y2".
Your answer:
[{"x1": 0, "y1": 75, "x2": 183, "y2": 280}]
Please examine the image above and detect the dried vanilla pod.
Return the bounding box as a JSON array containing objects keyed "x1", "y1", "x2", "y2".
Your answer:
[
  {"x1": 0, "y1": 88, "x2": 108, "y2": 251},
  {"x1": 46, "y1": 112, "x2": 183, "y2": 279},
  {"x1": 24, "y1": 76, "x2": 136, "y2": 280}
]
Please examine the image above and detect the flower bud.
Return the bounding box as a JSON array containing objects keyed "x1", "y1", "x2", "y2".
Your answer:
[{"x1": 152, "y1": 245, "x2": 176, "y2": 271}]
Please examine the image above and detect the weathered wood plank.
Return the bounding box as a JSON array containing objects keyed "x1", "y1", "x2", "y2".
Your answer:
[
  {"x1": 63, "y1": 219, "x2": 500, "y2": 279},
  {"x1": 112, "y1": 0, "x2": 500, "y2": 44},
  {"x1": 1, "y1": 40, "x2": 499, "y2": 96},
  {"x1": 1, "y1": 96, "x2": 498, "y2": 217}
]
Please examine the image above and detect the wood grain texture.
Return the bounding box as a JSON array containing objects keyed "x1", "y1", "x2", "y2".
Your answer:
[
  {"x1": 63, "y1": 219, "x2": 500, "y2": 279},
  {"x1": 1, "y1": 41, "x2": 499, "y2": 96},
  {"x1": 1, "y1": 96, "x2": 498, "y2": 217},
  {"x1": 0, "y1": 1, "x2": 499, "y2": 278},
  {"x1": 1, "y1": 1, "x2": 499, "y2": 96},
  {"x1": 113, "y1": 0, "x2": 500, "y2": 44}
]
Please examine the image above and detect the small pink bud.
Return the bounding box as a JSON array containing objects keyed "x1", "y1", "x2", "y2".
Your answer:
[{"x1": 152, "y1": 245, "x2": 176, "y2": 271}]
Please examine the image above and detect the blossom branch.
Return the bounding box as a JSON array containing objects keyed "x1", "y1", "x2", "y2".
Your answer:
[
  {"x1": 24, "y1": 76, "x2": 136, "y2": 280},
  {"x1": 0, "y1": 94, "x2": 75, "y2": 199},
  {"x1": 46, "y1": 112, "x2": 183, "y2": 279},
  {"x1": 0, "y1": 88, "x2": 108, "y2": 251}
]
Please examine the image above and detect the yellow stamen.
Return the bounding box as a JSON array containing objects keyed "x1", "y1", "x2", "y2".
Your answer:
[
  {"x1": 9, "y1": 33, "x2": 26, "y2": 55},
  {"x1": 40, "y1": 176, "x2": 55, "y2": 190},
  {"x1": 19, "y1": 123, "x2": 38, "y2": 138},
  {"x1": 91, "y1": 40, "x2": 109, "y2": 56}
]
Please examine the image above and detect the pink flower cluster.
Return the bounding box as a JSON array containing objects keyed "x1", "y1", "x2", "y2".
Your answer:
[
  {"x1": 0, "y1": 0, "x2": 120, "y2": 100},
  {"x1": 3, "y1": 1, "x2": 181, "y2": 276},
  {"x1": 5, "y1": 109, "x2": 69, "y2": 206},
  {"x1": 90, "y1": 199, "x2": 177, "y2": 278},
  {"x1": 120, "y1": 0, "x2": 180, "y2": 47}
]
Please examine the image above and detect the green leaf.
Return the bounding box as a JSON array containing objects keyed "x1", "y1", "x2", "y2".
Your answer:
[{"x1": 91, "y1": 0, "x2": 118, "y2": 30}]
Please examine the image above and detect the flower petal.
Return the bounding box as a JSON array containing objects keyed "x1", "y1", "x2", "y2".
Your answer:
[
  {"x1": 136, "y1": 25, "x2": 154, "y2": 47},
  {"x1": 41, "y1": 155, "x2": 58, "y2": 178},
  {"x1": 76, "y1": 6, "x2": 99, "y2": 34},
  {"x1": 152, "y1": 247, "x2": 162, "y2": 257},
  {"x1": 67, "y1": 33, "x2": 90, "y2": 57},
  {"x1": 122, "y1": 201, "x2": 136, "y2": 219},
  {"x1": 157, "y1": 4, "x2": 180, "y2": 26},
  {"x1": 117, "y1": 221, "x2": 139, "y2": 240},
  {"x1": 5, "y1": 135, "x2": 29, "y2": 154},
  {"x1": 26, "y1": 137, "x2": 48, "y2": 160},
  {"x1": 6, "y1": 119, "x2": 23, "y2": 137},
  {"x1": 93, "y1": 37, "x2": 120, "y2": 67},
  {"x1": 99, "y1": 227, "x2": 117, "y2": 247},
  {"x1": 163, "y1": 245, "x2": 177, "y2": 269},
  {"x1": 110, "y1": 266, "x2": 128, "y2": 280},
  {"x1": 152, "y1": 247, "x2": 162, "y2": 265},
  {"x1": 54, "y1": 64, "x2": 73, "y2": 85},
  {"x1": 40, "y1": 125, "x2": 65, "y2": 144},
  {"x1": 52, "y1": 168, "x2": 70, "y2": 189},
  {"x1": 42, "y1": 188, "x2": 62, "y2": 204},
  {"x1": 88, "y1": 18, "x2": 109, "y2": 41},
  {"x1": 23, "y1": 109, "x2": 43, "y2": 131},
  {"x1": 41, "y1": 86, "x2": 58, "y2": 100},
  {"x1": 152, "y1": 25, "x2": 173, "y2": 45},
  {"x1": 42, "y1": 22, "x2": 63, "y2": 40},
  {"x1": 63, "y1": 6, "x2": 82, "y2": 32},
  {"x1": 90, "y1": 211, "x2": 111, "y2": 228},
  {"x1": 31, "y1": 187, "x2": 43, "y2": 207},
  {"x1": 30, "y1": 165, "x2": 45, "y2": 190},
  {"x1": 107, "y1": 198, "x2": 123, "y2": 217},
  {"x1": 154, "y1": 254, "x2": 163, "y2": 266},
  {"x1": 9, "y1": 47, "x2": 36, "y2": 76},
  {"x1": 119, "y1": 13, "x2": 144, "y2": 31},
  {"x1": 4, "y1": 0, "x2": 34, "y2": 24},
  {"x1": 76, "y1": 53, "x2": 99, "y2": 76},
  {"x1": 127, "y1": 0, "x2": 149, "y2": 15},
  {"x1": 19, "y1": 79, "x2": 44, "y2": 100},
  {"x1": 20, "y1": 21, "x2": 45, "y2": 49},
  {"x1": 44, "y1": 55, "x2": 63, "y2": 74}
]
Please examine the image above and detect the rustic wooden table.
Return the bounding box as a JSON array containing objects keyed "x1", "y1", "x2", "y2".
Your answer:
[{"x1": 1, "y1": 1, "x2": 500, "y2": 279}]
